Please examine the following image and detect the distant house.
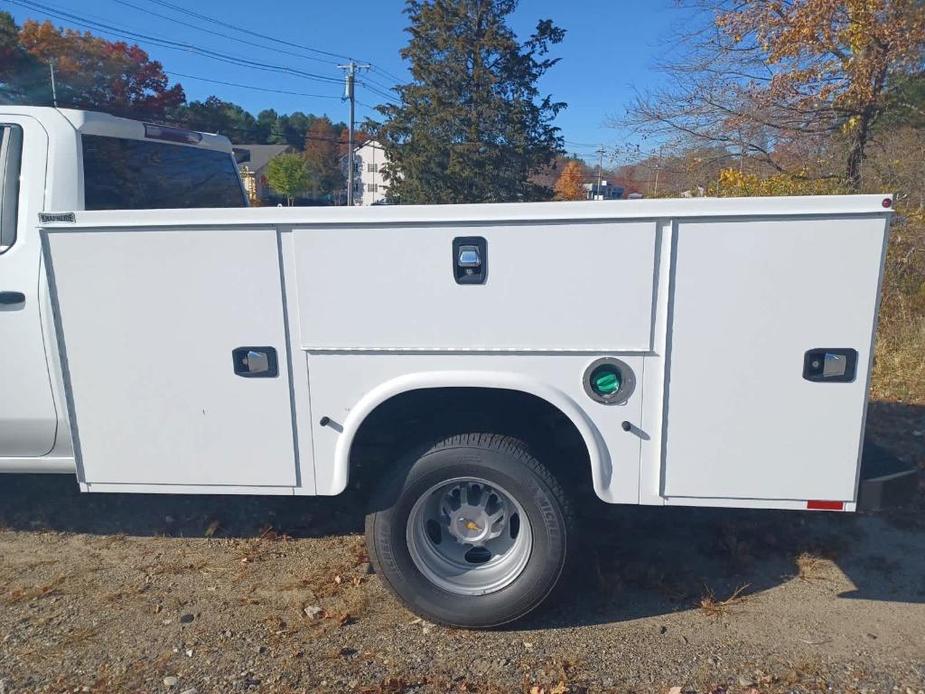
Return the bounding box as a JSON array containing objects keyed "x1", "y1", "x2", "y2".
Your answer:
[
  {"x1": 345, "y1": 140, "x2": 390, "y2": 205},
  {"x1": 680, "y1": 186, "x2": 706, "y2": 198},
  {"x1": 583, "y1": 179, "x2": 624, "y2": 201},
  {"x1": 234, "y1": 144, "x2": 295, "y2": 204}
]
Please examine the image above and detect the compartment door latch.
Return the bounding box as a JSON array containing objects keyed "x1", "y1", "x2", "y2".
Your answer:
[
  {"x1": 802, "y1": 348, "x2": 858, "y2": 383},
  {"x1": 232, "y1": 346, "x2": 279, "y2": 378},
  {"x1": 453, "y1": 236, "x2": 487, "y2": 284}
]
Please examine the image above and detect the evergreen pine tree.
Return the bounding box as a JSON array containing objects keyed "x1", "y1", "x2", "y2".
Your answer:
[{"x1": 374, "y1": 0, "x2": 565, "y2": 203}]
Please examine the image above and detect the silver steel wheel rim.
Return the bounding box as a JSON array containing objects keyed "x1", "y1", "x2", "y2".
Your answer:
[{"x1": 406, "y1": 476, "x2": 533, "y2": 596}]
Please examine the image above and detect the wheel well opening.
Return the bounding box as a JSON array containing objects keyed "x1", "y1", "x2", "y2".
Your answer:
[{"x1": 348, "y1": 387, "x2": 593, "y2": 497}]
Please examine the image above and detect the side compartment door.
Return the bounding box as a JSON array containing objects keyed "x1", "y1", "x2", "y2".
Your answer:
[
  {"x1": 662, "y1": 216, "x2": 887, "y2": 502},
  {"x1": 0, "y1": 117, "x2": 58, "y2": 457},
  {"x1": 43, "y1": 226, "x2": 297, "y2": 488}
]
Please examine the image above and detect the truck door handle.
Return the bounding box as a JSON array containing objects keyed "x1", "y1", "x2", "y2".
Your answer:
[{"x1": 0, "y1": 291, "x2": 25, "y2": 306}]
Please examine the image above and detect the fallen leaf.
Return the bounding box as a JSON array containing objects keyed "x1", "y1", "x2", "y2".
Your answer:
[{"x1": 328, "y1": 611, "x2": 353, "y2": 626}]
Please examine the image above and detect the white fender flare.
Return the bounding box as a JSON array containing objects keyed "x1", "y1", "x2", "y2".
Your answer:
[{"x1": 331, "y1": 370, "x2": 612, "y2": 497}]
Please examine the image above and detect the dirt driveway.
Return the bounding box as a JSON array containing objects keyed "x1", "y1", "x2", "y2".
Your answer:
[{"x1": 1, "y1": 402, "x2": 923, "y2": 694}]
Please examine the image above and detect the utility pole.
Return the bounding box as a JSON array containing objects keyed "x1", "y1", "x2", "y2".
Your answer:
[
  {"x1": 652, "y1": 144, "x2": 665, "y2": 197},
  {"x1": 48, "y1": 59, "x2": 58, "y2": 107},
  {"x1": 338, "y1": 61, "x2": 370, "y2": 206},
  {"x1": 595, "y1": 146, "x2": 605, "y2": 201}
]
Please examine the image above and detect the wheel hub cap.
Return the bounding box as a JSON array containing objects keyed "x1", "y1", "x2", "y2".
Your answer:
[
  {"x1": 443, "y1": 483, "x2": 506, "y2": 545},
  {"x1": 406, "y1": 477, "x2": 533, "y2": 596}
]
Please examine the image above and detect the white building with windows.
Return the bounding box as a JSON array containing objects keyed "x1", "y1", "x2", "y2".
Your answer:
[{"x1": 350, "y1": 140, "x2": 390, "y2": 205}]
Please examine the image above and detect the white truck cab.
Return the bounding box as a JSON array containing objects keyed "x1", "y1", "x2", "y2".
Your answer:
[{"x1": 0, "y1": 106, "x2": 915, "y2": 628}]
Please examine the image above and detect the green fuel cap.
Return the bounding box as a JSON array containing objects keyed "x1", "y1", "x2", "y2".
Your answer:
[
  {"x1": 591, "y1": 365, "x2": 622, "y2": 397},
  {"x1": 592, "y1": 369, "x2": 621, "y2": 395},
  {"x1": 584, "y1": 358, "x2": 635, "y2": 405}
]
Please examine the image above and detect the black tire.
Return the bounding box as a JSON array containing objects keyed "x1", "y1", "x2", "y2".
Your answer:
[{"x1": 365, "y1": 433, "x2": 573, "y2": 628}]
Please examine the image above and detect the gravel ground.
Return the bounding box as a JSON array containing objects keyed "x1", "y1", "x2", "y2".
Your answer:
[{"x1": 1, "y1": 401, "x2": 923, "y2": 694}]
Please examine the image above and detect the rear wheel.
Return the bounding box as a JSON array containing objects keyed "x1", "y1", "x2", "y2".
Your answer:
[{"x1": 365, "y1": 433, "x2": 573, "y2": 628}]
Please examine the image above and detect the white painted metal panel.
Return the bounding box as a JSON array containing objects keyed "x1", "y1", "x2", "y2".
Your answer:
[
  {"x1": 0, "y1": 115, "x2": 58, "y2": 456},
  {"x1": 663, "y1": 217, "x2": 888, "y2": 501},
  {"x1": 305, "y1": 352, "x2": 644, "y2": 503},
  {"x1": 44, "y1": 228, "x2": 297, "y2": 487},
  {"x1": 47, "y1": 194, "x2": 893, "y2": 230},
  {"x1": 292, "y1": 222, "x2": 657, "y2": 351}
]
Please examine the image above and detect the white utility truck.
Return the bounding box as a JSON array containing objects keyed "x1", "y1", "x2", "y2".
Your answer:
[{"x1": 0, "y1": 106, "x2": 916, "y2": 627}]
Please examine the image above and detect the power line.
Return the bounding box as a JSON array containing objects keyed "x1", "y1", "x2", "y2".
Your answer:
[
  {"x1": 11, "y1": 0, "x2": 410, "y2": 116},
  {"x1": 165, "y1": 71, "x2": 342, "y2": 100},
  {"x1": 144, "y1": 0, "x2": 351, "y2": 63},
  {"x1": 370, "y1": 64, "x2": 405, "y2": 85},
  {"x1": 142, "y1": 0, "x2": 408, "y2": 88},
  {"x1": 564, "y1": 139, "x2": 606, "y2": 148},
  {"x1": 357, "y1": 81, "x2": 399, "y2": 104},
  {"x1": 7, "y1": 0, "x2": 343, "y2": 85},
  {"x1": 111, "y1": 0, "x2": 335, "y2": 66},
  {"x1": 361, "y1": 74, "x2": 398, "y2": 93}
]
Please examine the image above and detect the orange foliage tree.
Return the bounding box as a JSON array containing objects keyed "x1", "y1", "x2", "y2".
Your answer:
[
  {"x1": 18, "y1": 19, "x2": 184, "y2": 120},
  {"x1": 553, "y1": 160, "x2": 585, "y2": 200},
  {"x1": 623, "y1": 0, "x2": 925, "y2": 190},
  {"x1": 303, "y1": 117, "x2": 345, "y2": 199}
]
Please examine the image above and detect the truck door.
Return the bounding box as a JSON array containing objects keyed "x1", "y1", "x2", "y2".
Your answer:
[
  {"x1": 42, "y1": 224, "x2": 297, "y2": 489},
  {"x1": 0, "y1": 117, "x2": 58, "y2": 456},
  {"x1": 662, "y1": 216, "x2": 888, "y2": 503}
]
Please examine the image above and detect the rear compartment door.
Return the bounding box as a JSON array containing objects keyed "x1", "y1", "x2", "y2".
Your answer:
[
  {"x1": 662, "y1": 216, "x2": 888, "y2": 502},
  {"x1": 42, "y1": 226, "x2": 296, "y2": 488}
]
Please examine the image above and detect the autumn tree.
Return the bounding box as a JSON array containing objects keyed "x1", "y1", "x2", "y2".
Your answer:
[
  {"x1": 303, "y1": 116, "x2": 345, "y2": 199},
  {"x1": 266, "y1": 153, "x2": 309, "y2": 206},
  {"x1": 0, "y1": 12, "x2": 43, "y2": 103},
  {"x1": 18, "y1": 19, "x2": 183, "y2": 120},
  {"x1": 621, "y1": 0, "x2": 925, "y2": 190},
  {"x1": 553, "y1": 160, "x2": 585, "y2": 200},
  {"x1": 373, "y1": 0, "x2": 566, "y2": 203}
]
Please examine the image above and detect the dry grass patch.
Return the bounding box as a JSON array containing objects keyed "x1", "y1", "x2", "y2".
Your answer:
[
  {"x1": 872, "y1": 312, "x2": 925, "y2": 404},
  {"x1": 699, "y1": 583, "x2": 750, "y2": 618},
  {"x1": 2, "y1": 573, "x2": 68, "y2": 604},
  {"x1": 795, "y1": 552, "x2": 830, "y2": 582}
]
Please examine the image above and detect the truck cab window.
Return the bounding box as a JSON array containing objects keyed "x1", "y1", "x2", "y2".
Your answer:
[
  {"x1": 0, "y1": 125, "x2": 23, "y2": 252},
  {"x1": 82, "y1": 135, "x2": 246, "y2": 210}
]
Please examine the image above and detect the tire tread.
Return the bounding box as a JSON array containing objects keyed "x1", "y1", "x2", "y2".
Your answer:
[{"x1": 365, "y1": 431, "x2": 574, "y2": 627}]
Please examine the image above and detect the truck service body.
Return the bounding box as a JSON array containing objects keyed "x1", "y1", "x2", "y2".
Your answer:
[{"x1": 0, "y1": 106, "x2": 914, "y2": 626}]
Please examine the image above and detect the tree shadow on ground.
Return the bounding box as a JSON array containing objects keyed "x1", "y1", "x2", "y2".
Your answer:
[{"x1": 0, "y1": 400, "x2": 921, "y2": 630}]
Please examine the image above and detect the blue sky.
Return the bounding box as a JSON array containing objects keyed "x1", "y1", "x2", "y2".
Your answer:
[{"x1": 6, "y1": 0, "x2": 680, "y2": 162}]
